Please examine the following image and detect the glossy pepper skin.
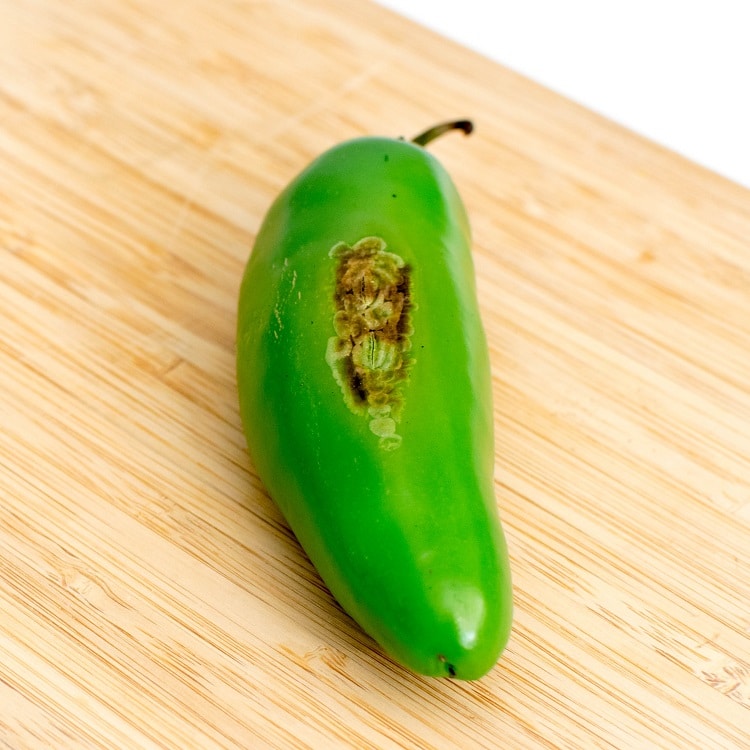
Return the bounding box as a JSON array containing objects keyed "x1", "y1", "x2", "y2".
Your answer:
[{"x1": 236, "y1": 122, "x2": 512, "y2": 680}]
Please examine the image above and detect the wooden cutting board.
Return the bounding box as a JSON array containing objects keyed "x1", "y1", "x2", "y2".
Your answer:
[{"x1": 2, "y1": 1, "x2": 749, "y2": 747}]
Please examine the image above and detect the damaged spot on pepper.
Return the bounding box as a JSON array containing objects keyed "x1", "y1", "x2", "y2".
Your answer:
[{"x1": 325, "y1": 236, "x2": 413, "y2": 450}]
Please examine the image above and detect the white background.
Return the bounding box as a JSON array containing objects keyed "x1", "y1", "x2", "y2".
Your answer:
[{"x1": 376, "y1": 0, "x2": 750, "y2": 189}]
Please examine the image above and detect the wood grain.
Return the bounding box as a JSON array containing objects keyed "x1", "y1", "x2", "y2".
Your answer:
[{"x1": 2, "y1": 0, "x2": 750, "y2": 747}]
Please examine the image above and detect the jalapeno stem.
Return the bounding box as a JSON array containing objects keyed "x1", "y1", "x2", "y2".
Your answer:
[{"x1": 411, "y1": 120, "x2": 474, "y2": 147}]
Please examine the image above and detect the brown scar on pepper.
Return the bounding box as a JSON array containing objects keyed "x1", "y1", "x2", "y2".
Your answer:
[{"x1": 325, "y1": 236, "x2": 414, "y2": 450}]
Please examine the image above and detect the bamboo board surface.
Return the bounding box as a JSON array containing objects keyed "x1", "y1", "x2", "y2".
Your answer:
[{"x1": 2, "y1": 1, "x2": 750, "y2": 748}]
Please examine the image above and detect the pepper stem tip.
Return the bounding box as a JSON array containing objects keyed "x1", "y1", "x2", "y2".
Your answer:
[{"x1": 411, "y1": 120, "x2": 474, "y2": 147}]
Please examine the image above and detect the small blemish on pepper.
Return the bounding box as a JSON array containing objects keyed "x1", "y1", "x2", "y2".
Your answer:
[{"x1": 437, "y1": 654, "x2": 457, "y2": 677}]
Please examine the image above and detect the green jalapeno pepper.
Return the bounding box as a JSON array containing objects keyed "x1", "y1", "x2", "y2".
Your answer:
[{"x1": 236, "y1": 121, "x2": 512, "y2": 680}]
